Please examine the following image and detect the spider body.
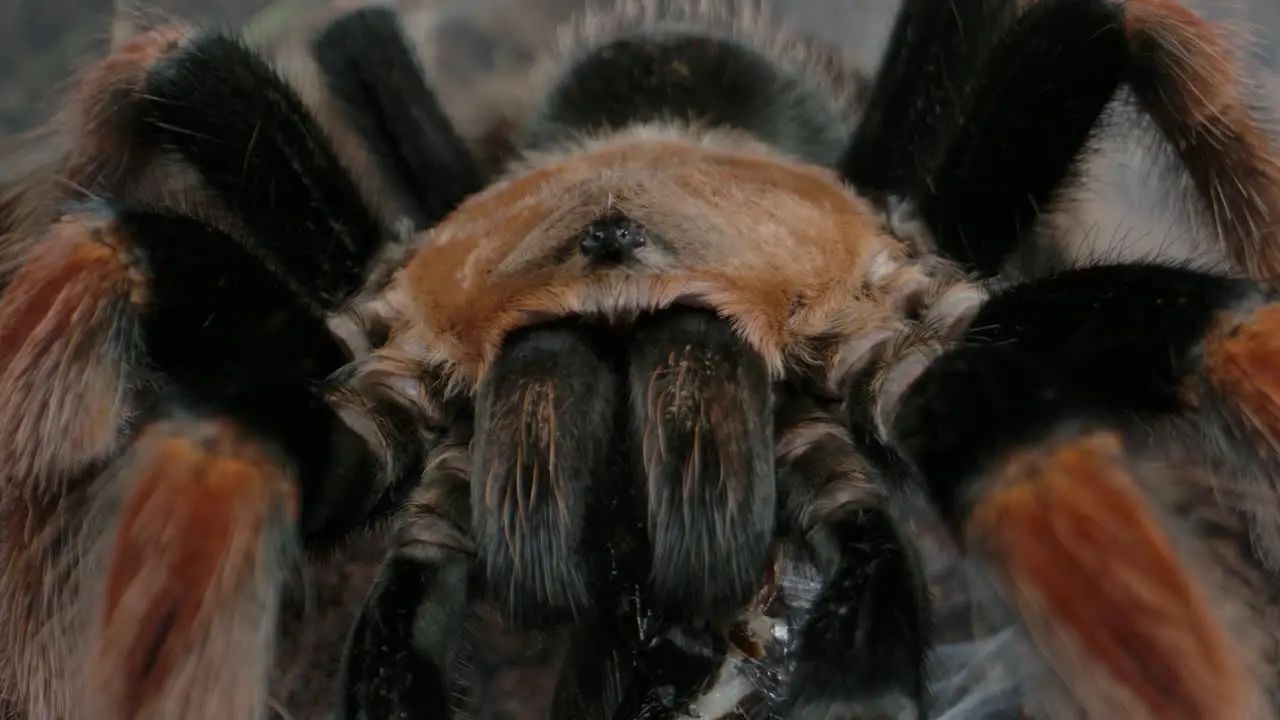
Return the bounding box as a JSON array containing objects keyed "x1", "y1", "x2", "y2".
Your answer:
[{"x1": 5, "y1": 0, "x2": 1280, "y2": 719}]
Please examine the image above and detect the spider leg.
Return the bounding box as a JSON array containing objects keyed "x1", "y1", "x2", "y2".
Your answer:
[
  {"x1": 311, "y1": 6, "x2": 484, "y2": 231},
  {"x1": 844, "y1": 0, "x2": 1126, "y2": 275},
  {"x1": 0, "y1": 206, "x2": 145, "y2": 717},
  {"x1": 1123, "y1": 0, "x2": 1280, "y2": 282},
  {"x1": 59, "y1": 23, "x2": 397, "y2": 310},
  {"x1": 3, "y1": 14, "x2": 475, "y2": 719},
  {"x1": 56, "y1": 25, "x2": 194, "y2": 194},
  {"x1": 340, "y1": 442, "x2": 474, "y2": 720},
  {"x1": 773, "y1": 395, "x2": 929, "y2": 720},
  {"x1": 87, "y1": 405, "x2": 300, "y2": 720},
  {"x1": 842, "y1": 0, "x2": 1280, "y2": 283},
  {"x1": 627, "y1": 308, "x2": 776, "y2": 619},
  {"x1": 46, "y1": 0, "x2": 475, "y2": 550},
  {"x1": 345, "y1": 436, "x2": 592, "y2": 720},
  {"x1": 885, "y1": 263, "x2": 1280, "y2": 718},
  {"x1": 0, "y1": 201, "x2": 393, "y2": 717},
  {"x1": 136, "y1": 33, "x2": 397, "y2": 308},
  {"x1": 840, "y1": 0, "x2": 1020, "y2": 201},
  {"x1": 117, "y1": 205, "x2": 392, "y2": 544}
]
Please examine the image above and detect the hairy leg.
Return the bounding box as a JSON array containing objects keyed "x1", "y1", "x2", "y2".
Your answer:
[
  {"x1": 775, "y1": 394, "x2": 929, "y2": 720},
  {"x1": 472, "y1": 322, "x2": 620, "y2": 627},
  {"x1": 841, "y1": 0, "x2": 1280, "y2": 282},
  {"x1": 312, "y1": 6, "x2": 484, "y2": 232},
  {"x1": 887, "y1": 263, "x2": 1280, "y2": 718},
  {"x1": 0, "y1": 200, "x2": 391, "y2": 717}
]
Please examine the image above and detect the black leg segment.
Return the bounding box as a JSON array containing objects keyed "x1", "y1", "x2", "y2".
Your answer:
[
  {"x1": 911, "y1": 0, "x2": 1127, "y2": 276},
  {"x1": 882, "y1": 262, "x2": 1269, "y2": 718},
  {"x1": 840, "y1": 0, "x2": 1020, "y2": 199},
  {"x1": 893, "y1": 263, "x2": 1247, "y2": 525},
  {"x1": 312, "y1": 6, "x2": 485, "y2": 231},
  {"x1": 339, "y1": 455, "x2": 473, "y2": 720},
  {"x1": 841, "y1": 0, "x2": 1130, "y2": 276},
  {"x1": 137, "y1": 32, "x2": 391, "y2": 309},
  {"x1": 107, "y1": 200, "x2": 389, "y2": 546},
  {"x1": 775, "y1": 398, "x2": 929, "y2": 720}
]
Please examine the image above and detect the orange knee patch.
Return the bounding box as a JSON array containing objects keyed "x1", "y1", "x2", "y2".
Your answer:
[
  {"x1": 0, "y1": 214, "x2": 142, "y2": 362},
  {"x1": 1123, "y1": 0, "x2": 1280, "y2": 284},
  {"x1": 62, "y1": 24, "x2": 193, "y2": 185},
  {"x1": 1124, "y1": 0, "x2": 1235, "y2": 119},
  {"x1": 967, "y1": 432, "x2": 1248, "y2": 719},
  {"x1": 0, "y1": 215, "x2": 143, "y2": 485},
  {"x1": 94, "y1": 420, "x2": 297, "y2": 717},
  {"x1": 1203, "y1": 303, "x2": 1280, "y2": 454},
  {"x1": 70, "y1": 24, "x2": 192, "y2": 121}
]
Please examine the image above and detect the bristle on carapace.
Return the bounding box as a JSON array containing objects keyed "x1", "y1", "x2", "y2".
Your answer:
[{"x1": 966, "y1": 431, "x2": 1252, "y2": 720}]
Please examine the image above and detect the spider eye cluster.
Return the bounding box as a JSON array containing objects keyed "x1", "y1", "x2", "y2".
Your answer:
[{"x1": 580, "y1": 215, "x2": 648, "y2": 263}]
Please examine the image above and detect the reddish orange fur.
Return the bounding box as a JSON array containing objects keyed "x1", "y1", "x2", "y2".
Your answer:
[
  {"x1": 60, "y1": 25, "x2": 192, "y2": 189},
  {"x1": 0, "y1": 491, "x2": 79, "y2": 718},
  {"x1": 1124, "y1": 0, "x2": 1280, "y2": 284},
  {"x1": 0, "y1": 212, "x2": 142, "y2": 487},
  {"x1": 1125, "y1": 0, "x2": 1234, "y2": 121},
  {"x1": 967, "y1": 432, "x2": 1250, "y2": 719},
  {"x1": 90, "y1": 419, "x2": 298, "y2": 719},
  {"x1": 1202, "y1": 303, "x2": 1280, "y2": 452},
  {"x1": 0, "y1": 212, "x2": 144, "y2": 716}
]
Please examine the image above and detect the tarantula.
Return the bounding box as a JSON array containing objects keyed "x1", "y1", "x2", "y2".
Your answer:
[{"x1": 5, "y1": 0, "x2": 1280, "y2": 717}]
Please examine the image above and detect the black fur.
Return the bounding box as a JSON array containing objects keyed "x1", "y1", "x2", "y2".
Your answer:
[
  {"x1": 139, "y1": 33, "x2": 391, "y2": 309},
  {"x1": 472, "y1": 321, "x2": 621, "y2": 627},
  {"x1": 841, "y1": 0, "x2": 1020, "y2": 199},
  {"x1": 889, "y1": 263, "x2": 1252, "y2": 529},
  {"x1": 844, "y1": 0, "x2": 1127, "y2": 277},
  {"x1": 339, "y1": 553, "x2": 468, "y2": 720},
  {"x1": 913, "y1": 0, "x2": 1127, "y2": 276},
  {"x1": 312, "y1": 7, "x2": 486, "y2": 230},
  {"x1": 523, "y1": 30, "x2": 848, "y2": 163},
  {"x1": 109, "y1": 202, "x2": 388, "y2": 545},
  {"x1": 628, "y1": 308, "x2": 776, "y2": 619},
  {"x1": 339, "y1": 446, "x2": 474, "y2": 719},
  {"x1": 785, "y1": 508, "x2": 925, "y2": 720}
]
